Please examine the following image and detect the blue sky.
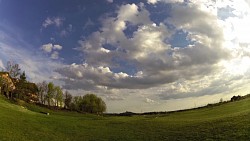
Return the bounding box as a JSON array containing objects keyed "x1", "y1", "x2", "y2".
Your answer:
[{"x1": 1, "y1": 0, "x2": 250, "y2": 113}]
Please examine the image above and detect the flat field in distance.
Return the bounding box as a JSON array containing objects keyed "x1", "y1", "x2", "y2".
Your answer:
[{"x1": 0, "y1": 95, "x2": 249, "y2": 141}]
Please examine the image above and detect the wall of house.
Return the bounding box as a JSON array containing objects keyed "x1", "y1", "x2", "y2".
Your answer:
[{"x1": 0, "y1": 73, "x2": 16, "y2": 98}]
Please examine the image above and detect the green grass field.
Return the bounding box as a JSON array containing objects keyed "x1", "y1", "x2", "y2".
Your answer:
[{"x1": 0, "y1": 95, "x2": 249, "y2": 141}]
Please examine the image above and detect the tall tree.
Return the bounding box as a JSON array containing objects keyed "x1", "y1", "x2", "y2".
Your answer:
[
  {"x1": 64, "y1": 91, "x2": 72, "y2": 109},
  {"x1": 37, "y1": 81, "x2": 48, "y2": 104},
  {"x1": 71, "y1": 96, "x2": 82, "y2": 111},
  {"x1": 15, "y1": 71, "x2": 27, "y2": 98},
  {"x1": 55, "y1": 86, "x2": 63, "y2": 107},
  {"x1": 47, "y1": 82, "x2": 55, "y2": 107},
  {"x1": 14, "y1": 71, "x2": 27, "y2": 99},
  {"x1": 19, "y1": 71, "x2": 26, "y2": 82},
  {"x1": 6, "y1": 61, "x2": 21, "y2": 78}
]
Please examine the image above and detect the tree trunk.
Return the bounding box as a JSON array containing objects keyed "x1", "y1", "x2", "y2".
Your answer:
[{"x1": 48, "y1": 99, "x2": 50, "y2": 107}]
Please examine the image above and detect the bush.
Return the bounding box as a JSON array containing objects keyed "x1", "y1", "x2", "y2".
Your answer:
[
  {"x1": 71, "y1": 94, "x2": 106, "y2": 114},
  {"x1": 15, "y1": 99, "x2": 26, "y2": 106},
  {"x1": 231, "y1": 95, "x2": 241, "y2": 101}
]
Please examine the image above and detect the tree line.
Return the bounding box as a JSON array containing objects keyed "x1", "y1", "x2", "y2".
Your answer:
[{"x1": 0, "y1": 61, "x2": 106, "y2": 114}]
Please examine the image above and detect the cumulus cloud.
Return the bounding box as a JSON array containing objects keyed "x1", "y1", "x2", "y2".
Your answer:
[
  {"x1": 147, "y1": 0, "x2": 157, "y2": 4},
  {"x1": 117, "y1": 3, "x2": 152, "y2": 25},
  {"x1": 42, "y1": 17, "x2": 64, "y2": 28},
  {"x1": 41, "y1": 43, "x2": 62, "y2": 52},
  {"x1": 56, "y1": 2, "x2": 230, "y2": 93},
  {"x1": 52, "y1": 0, "x2": 250, "y2": 111},
  {"x1": 106, "y1": 0, "x2": 113, "y2": 3},
  {"x1": 41, "y1": 43, "x2": 53, "y2": 53},
  {"x1": 147, "y1": 0, "x2": 184, "y2": 4},
  {"x1": 145, "y1": 98, "x2": 155, "y2": 103},
  {"x1": 55, "y1": 63, "x2": 134, "y2": 90},
  {"x1": 53, "y1": 44, "x2": 63, "y2": 50},
  {"x1": 51, "y1": 51, "x2": 59, "y2": 59},
  {"x1": 41, "y1": 43, "x2": 63, "y2": 59}
]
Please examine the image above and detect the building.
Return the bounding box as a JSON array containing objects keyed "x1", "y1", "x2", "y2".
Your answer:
[{"x1": 0, "y1": 72, "x2": 16, "y2": 98}]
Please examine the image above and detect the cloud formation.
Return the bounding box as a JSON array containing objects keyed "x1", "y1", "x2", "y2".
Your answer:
[
  {"x1": 57, "y1": 2, "x2": 229, "y2": 93},
  {"x1": 147, "y1": 0, "x2": 184, "y2": 4},
  {"x1": 52, "y1": 0, "x2": 250, "y2": 112},
  {"x1": 106, "y1": 0, "x2": 113, "y2": 3},
  {"x1": 0, "y1": 40, "x2": 62, "y2": 83},
  {"x1": 41, "y1": 43, "x2": 63, "y2": 59},
  {"x1": 42, "y1": 17, "x2": 64, "y2": 28}
]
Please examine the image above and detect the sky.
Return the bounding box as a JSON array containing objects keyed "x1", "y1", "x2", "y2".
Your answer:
[{"x1": 1, "y1": 0, "x2": 250, "y2": 113}]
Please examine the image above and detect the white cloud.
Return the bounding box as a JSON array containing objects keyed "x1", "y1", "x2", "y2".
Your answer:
[
  {"x1": 53, "y1": 45, "x2": 62, "y2": 50},
  {"x1": 117, "y1": 3, "x2": 152, "y2": 25},
  {"x1": 55, "y1": 63, "x2": 138, "y2": 90},
  {"x1": 130, "y1": 23, "x2": 170, "y2": 60},
  {"x1": 100, "y1": 48, "x2": 110, "y2": 53},
  {"x1": 58, "y1": 2, "x2": 229, "y2": 93},
  {"x1": 0, "y1": 41, "x2": 62, "y2": 83},
  {"x1": 51, "y1": 1, "x2": 250, "y2": 112},
  {"x1": 0, "y1": 21, "x2": 64, "y2": 84},
  {"x1": 147, "y1": 0, "x2": 158, "y2": 4},
  {"x1": 145, "y1": 98, "x2": 155, "y2": 103},
  {"x1": 41, "y1": 43, "x2": 53, "y2": 53},
  {"x1": 118, "y1": 4, "x2": 138, "y2": 21},
  {"x1": 106, "y1": 0, "x2": 113, "y2": 3},
  {"x1": 246, "y1": 0, "x2": 250, "y2": 7},
  {"x1": 147, "y1": 0, "x2": 184, "y2": 4},
  {"x1": 41, "y1": 43, "x2": 63, "y2": 59},
  {"x1": 51, "y1": 51, "x2": 59, "y2": 59},
  {"x1": 41, "y1": 43, "x2": 63, "y2": 52},
  {"x1": 42, "y1": 17, "x2": 64, "y2": 28}
]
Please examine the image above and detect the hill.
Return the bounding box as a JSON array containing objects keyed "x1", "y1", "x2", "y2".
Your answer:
[{"x1": 0, "y1": 95, "x2": 249, "y2": 140}]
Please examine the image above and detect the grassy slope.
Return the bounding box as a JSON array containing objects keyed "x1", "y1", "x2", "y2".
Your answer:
[{"x1": 0, "y1": 95, "x2": 249, "y2": 141}]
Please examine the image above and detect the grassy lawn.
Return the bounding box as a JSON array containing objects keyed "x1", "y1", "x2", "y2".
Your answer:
[{"x1": 0, "y1": 95, "x2": 249, "y2": 141}]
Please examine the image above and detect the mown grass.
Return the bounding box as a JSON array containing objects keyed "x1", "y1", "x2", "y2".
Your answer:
[{"x1": 0, "y1": 95, "x2": 249, "y2": 141}]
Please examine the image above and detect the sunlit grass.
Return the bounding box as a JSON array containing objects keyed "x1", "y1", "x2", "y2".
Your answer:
[{"x1": 0, "y1": 95, "x2": 249, "y2": 140}]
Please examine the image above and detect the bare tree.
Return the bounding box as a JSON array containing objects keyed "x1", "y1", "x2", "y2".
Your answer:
[
  {"x1": 6, "y1": 61, "x2": 21, "y2": 78},
  {"x1": 37, "y1": 81, "x2": 48, "y2": 105}
]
